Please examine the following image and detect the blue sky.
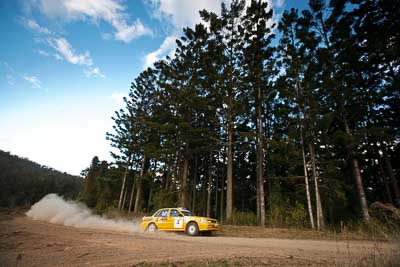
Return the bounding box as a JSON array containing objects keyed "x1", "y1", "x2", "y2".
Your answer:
[{"x1": 0, "y1": 0, "x2": 306, "y2": 175}]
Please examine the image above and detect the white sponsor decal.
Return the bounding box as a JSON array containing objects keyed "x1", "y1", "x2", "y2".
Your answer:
[{"x1": 174, "y1": 218, "x2": 183, "y2": 228}]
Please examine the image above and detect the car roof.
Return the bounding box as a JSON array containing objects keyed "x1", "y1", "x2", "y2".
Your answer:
[{"x1": 156, "y1": 207, "x2": 187, "y2": 210}]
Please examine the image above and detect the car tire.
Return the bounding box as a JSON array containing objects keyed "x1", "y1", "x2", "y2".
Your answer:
[
  {"x1": 185, "y1": 222, "x2": 199, "y2": 236},
  {"x1": 147, "y1": 223, "x2": 158, "y2": 233}
]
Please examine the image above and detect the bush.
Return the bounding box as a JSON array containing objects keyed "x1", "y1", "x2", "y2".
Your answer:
[
  {"x1": 227, "y1": 209, "x2": 257, "y2": 226},
  {"x1": 270, "y1": 203, "x2": 287, "y2": 227},
  {"x1": 151, "y1": 189, "x2": 178, "y2": 212},
  {"x1": 269, "y1": 193, "x2": 308, "y2": 228},
  {"x1": 285, "y1": 201, "x2": 308, "y2": 228},
  {"x1": 367, "y1": 203, "x2": 400, "y2": 240}
]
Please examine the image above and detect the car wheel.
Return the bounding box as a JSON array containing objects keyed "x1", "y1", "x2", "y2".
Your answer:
[
  {"x1": 147, "y1": 223, "x2": 158, "y2": 233},
  {"x1": 185, "y1": 222, "x2": 199, "y2": 236}
]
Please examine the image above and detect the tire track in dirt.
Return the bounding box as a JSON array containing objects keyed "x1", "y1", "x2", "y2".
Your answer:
[{"x1": 0, "y1": 214, "x2": 398, "y2": 266}]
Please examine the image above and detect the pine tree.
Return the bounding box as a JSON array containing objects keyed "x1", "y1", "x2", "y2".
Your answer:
[
  {"x1": 277, "y1": 8, "x2": 317, "y2": 229},
  {"x1": 242, "y1": 0, "x2": 275, "y2": 226}
]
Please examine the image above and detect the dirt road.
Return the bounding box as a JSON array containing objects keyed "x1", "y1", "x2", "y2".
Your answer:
[{"x1": 0, "y1": 213, "x2": 399, "y2": 266}]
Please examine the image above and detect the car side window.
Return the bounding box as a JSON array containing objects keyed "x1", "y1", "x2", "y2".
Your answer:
[
  {"x1": 169, "y1": 209, "x2": 182, "y2": 217},
  {"x1": 159, "y1": 209, "x2": 168, "y2": 217},
  {"x1": 153, "y1": 210, "x2": 161, "y2": 217}
]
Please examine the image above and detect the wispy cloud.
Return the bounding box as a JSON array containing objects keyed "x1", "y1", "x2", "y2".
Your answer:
[
  {"x1": 19, "y1": 12, "x2": 106, "y2": 78},
  {"x1": 29, "y1": 0, "x2": 152, "y2": 43},
  {"x1": 20, "y1": 17, "x2": 52, "y2": 35},
  {"x1": 84, "y1": 67, "x2": 105, "y2": 78},
  {"x1": 23, "y1": 75, "x2": 42, "y2": 89},
  {"x1": 147, "y1": 0, "x2": 221, "y2": 31},
  {"x1": 5, "y1": 74, "x2": 15, "y2": 86},
  {"x1": 142, "y1": 0, "x2": 225, "y2": 68},
  {"x1": 36, "y1": 49, "x2": 50, "y2": 57},
  {"x1": 275, "y1": 0, "x2": 285, "y2": 8},
  {"x1": 144, "y1": 35, "x2": 177, "y2": 68},
  {"x1": 48, "y1": 37, "x2": 93, "y2": 66},
  {"x1": 114, "y1": 18, "x2": 153, "y2": 43},
  {"x1": 35, "y1": 36, "x2": 105, "y2": 78},
  {"x1": 111, "y1": 93, "x2": 127, "y2": 105},
  {"x1": 2, "y1": 62, "x2": 43, "y2": 89},
  {"x1": 144, "y1": 0, "x2": 284, "y2": 68}
]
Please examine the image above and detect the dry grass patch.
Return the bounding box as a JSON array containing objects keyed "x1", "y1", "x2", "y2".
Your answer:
[{"x1": 217, "y1": 225, "x2": 394, "y2": 241}]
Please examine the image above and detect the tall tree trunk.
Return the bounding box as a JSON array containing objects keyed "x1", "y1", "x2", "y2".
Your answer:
[
  {"x1": 383, "y1": 152, "x2": 400, "y2": 200},
  {"x1": 118, "y1": 155, "x2": 131, "y2": 210},
  {"x1": 379, "y1": 160, "x2": 393, "y2": 204},
  {"x1": 309, "y1": 143, "x2": 325, "y2": 230},
  {"x1": 344, "y1": 119, "x2": 370, "y2": 222},
  {"x1": 226, "y1": 93, "x2": 234, "y2": 221},
  {"x1": 128, "y1": 176, "x2": 136, "y2": 215},
  {"x1": 220, "y1": 158, "x2": 225, "y2": 221},
  {"x1": 256, "y1": 84, "x2": 265, "y2": 226},
  {"x1": 170, "y1": 151, "x2": 179, "y2": 192},
  {"x1": 295, "y1": 81, "x2": 315, "y2": 229},
  {"x1": 301, "y1": 139, "x2": 315, "y2": 229},
  {"x1": 207, "y1": 154, "x2": 212, "y2": 218},
  {"x1": 163, "y1": 161, "x2": 170, "y2": 190},
  {"x1": 352, "y1": 158, "x2": 370, "y2": 222},
  {"x1": 267, "y1": 163, "x2": 272, "y2": 219},
  {"x1": 180, "y1": 144, "x2": 189, "y2": 208},
  {"x1": 134, "y1": 180, "x2": 142, "y2": 214},
  {"x1": 215, "y1": 166, "x2": 219, "y2": 218},
  {"x1": 256, "y1": 135, "x2": 265, "y2": 226},
  {"x1": 192, "y1": 157, "x2": 198, "y2": 213},
  {"x1": 121, "y1": 186, "x2": 128, "y2": 210},
  {"x1": 164, "y1": 168, "x2": 170, "y2": 190},
  {"x1": 300, "y1": 138, "x2": 315, "y2": 229},
  {"x1": 134, "y1": 154, "x2": 146, "y2": 214},
  {"x1": 147, "y1": 187, "x2": 153, "y2": 212},
  {"x1": 256, "y1": 186, "x2": 260, "y2": 222}
]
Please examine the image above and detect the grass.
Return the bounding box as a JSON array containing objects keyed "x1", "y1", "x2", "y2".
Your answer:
[
  {"x1": 132, "y1": 252, "x2": 400, "y2": 267},
  {"x1": 216, "y1": 224, "x2": 398, "y2": 242},
  {"x1": 133, "y1": 257, "x2": 310, "y2": 267},
  {"x1": 333, "y1": 238, "x2": 400, "y2": 267}
]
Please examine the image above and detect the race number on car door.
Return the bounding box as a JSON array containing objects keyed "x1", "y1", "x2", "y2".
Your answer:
[{"x1": 174, "y1": 218, "x2": 183, "y2": 228}]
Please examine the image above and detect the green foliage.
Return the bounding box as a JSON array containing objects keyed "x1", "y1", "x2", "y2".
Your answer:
[
  {"x1": 0, "y1": 150, "x2": 83, "y2": 207},
  {"x1": 226, "y1": 209, "x2": 257, "y2": 226},
  {"x1": 269, "y1": 186, "x2": 308, "y2": 228},
  {"x1": 368, "y1": 205, "x2": 400, "y2": 239},
  {"x1": 80, "y1": 157, "x2": 129, "y2": 211},
  {"x1": 151, "y1": 189, "x2": 178, "y2": 212},
  {"x1": 96, "y1": 0, "x2": 400, "y2": 229},
  {"x1": 285, "y1": 202, "x2": 308, "y2": 228}
]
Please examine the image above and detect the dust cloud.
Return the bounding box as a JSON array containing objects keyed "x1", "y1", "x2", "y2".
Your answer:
[{"x1": 26, "y1": 194, "x2": 141, "y2": 233}]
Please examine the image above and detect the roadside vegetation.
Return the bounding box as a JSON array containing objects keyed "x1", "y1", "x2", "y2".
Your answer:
[
  {"x1": 77, "y1": 0, "x2": 399, "y2": 237},
  {"x1": 0, "y1": 150, "x2": 83, "y2": 208},
  {"x1": 78, "y1": 0, "x2": 399, "y2": 237}
]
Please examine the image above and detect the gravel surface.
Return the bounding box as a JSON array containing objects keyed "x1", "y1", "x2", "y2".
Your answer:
[{"x1": 0, "y1": 213, "x2": 399, "y2": 266}]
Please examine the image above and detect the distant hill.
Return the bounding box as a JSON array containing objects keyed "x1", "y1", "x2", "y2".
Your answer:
[{"x1": 0, "y1": 150, "x2": 84, "y2": 207}]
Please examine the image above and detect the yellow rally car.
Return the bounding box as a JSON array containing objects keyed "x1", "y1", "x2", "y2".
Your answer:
[{"x1": 140, "y1": 208, "x2": 219, "y2": 236}]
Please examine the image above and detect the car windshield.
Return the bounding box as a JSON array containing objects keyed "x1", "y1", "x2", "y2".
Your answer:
[
  {"x1": 180, "y1": 210, "x2": 193, "y2": 216},
  {"x1": 152, "y1": 210, "x2": 161, "y2": 217}
]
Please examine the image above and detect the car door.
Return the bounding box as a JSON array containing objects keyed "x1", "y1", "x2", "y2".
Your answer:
[
  {"x1": 156, "y1": 209, "x2": 169, "y2": 229},
  {"x1": 168, "y1": 209, "x2": 184, "y2": 230}
]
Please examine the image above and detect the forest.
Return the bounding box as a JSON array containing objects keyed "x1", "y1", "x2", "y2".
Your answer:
[
  {"x1": 80, "y1": 0, "x2": 399, "y2": 230},
  {"x1": 0, "y1": 150, "x2": 84, "y2": 207}
]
